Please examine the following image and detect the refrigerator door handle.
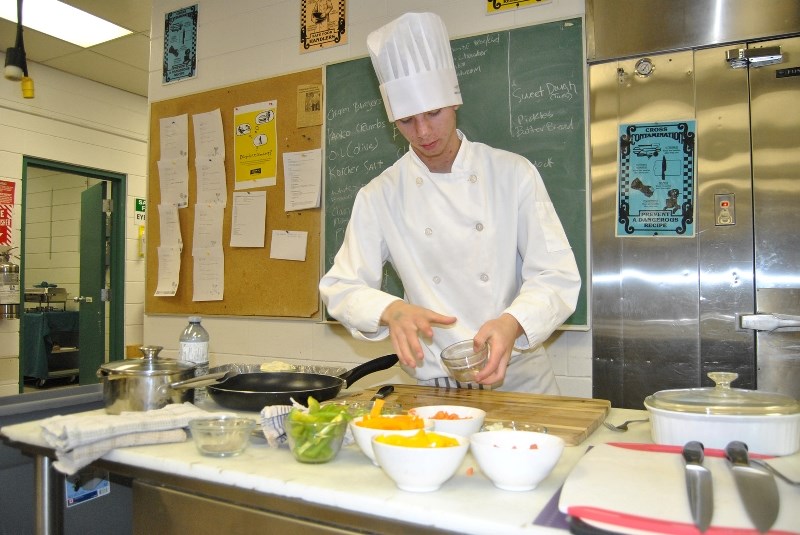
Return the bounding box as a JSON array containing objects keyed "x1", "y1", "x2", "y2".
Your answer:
[{"x1": 738, "y1": 313, "x2": 800, "y2": 332}]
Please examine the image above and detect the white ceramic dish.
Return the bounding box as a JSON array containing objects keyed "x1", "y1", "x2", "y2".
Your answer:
[
  {"x1": 644, "y1": 371, "x2": 800, "y2": 456},
  {"x1": 469, "y1": 430, "x2": 564, "y2": 491},
  {"x1": 645, "y1": 403, "x2": 800, "y2": 455},
  {"x1": 349, "y1": 415, "x2": 433, "y2": 465},
  {"x1": 372, "y1": 431, "x2": 469, "y2": 492},
  {"x1": 408, "y1": 405, "x2": 486, "y2": 436}
]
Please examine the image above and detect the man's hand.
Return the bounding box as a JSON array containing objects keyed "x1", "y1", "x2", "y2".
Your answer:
[
  {"x1": 380, "y1": 300, "x2": 457, "y2": 368},
  {"x1": 473, "y1": 313, "x2": 523, "y2": 385}
]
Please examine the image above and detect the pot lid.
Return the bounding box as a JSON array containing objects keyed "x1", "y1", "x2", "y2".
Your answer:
[
  {"x1": 99, "y1": 345, "x2": 195, "y2": 376},
  {"x1": 644, "y1": 372, "x2": 800, "y2": 416}
]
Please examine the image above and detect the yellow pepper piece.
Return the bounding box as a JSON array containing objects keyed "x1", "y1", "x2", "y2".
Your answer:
[
  {"x1": 374, "y1": 430, "x2": 460, "y2": 448},
  {"x1": 355, "y1": 414, "x2": 425, "y2": 430}
]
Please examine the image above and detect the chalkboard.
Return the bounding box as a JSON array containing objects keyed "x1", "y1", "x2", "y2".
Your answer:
[{"x1": 324, "y1": 18, "x2": 587, "y2": 326}]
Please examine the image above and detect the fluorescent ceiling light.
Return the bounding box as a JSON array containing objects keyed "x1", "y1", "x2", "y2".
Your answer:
[{"x1": 0, "y1": 0, "x2": 132, "y2": 48}]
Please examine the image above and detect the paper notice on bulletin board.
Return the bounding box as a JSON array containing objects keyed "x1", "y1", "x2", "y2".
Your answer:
[{"x1": 233, "y1": 100, "x2": 278, "y2": 190}]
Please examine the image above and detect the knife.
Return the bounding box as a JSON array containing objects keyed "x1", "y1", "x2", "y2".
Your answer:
[
  {"x1": 682, "y1": 441, "x2": 713, "y2": 532},
  {"x1": 725, "y1": 441, "x2": 780, "y2": 533}
]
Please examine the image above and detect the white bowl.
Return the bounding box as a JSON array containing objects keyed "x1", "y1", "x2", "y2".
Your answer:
[
  {"x1": 372, "y1": 431, "x2": 469, "y2": 492},
  {"x1": 349, "y1": 415, "x2": 432, "y2": 465},
  {"x1": 408, "y1": 405, "x2": 486, "y2": 437},
  {"x1": 469, "y1": 430, "x2": 564, "y2": 491}
]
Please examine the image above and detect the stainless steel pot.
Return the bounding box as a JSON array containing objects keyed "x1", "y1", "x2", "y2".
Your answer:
[{"x1": 97, "y1": 345, "x2": 207, "y2": 414}]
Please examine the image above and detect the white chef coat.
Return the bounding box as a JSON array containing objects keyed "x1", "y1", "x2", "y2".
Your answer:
[{"x1": 320, "y1": 132, "x2": 581, "y2": 393}]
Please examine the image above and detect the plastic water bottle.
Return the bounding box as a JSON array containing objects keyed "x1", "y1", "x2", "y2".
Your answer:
[{"x1": 179, "y1": 316, "x2": 210, "y2": 403}]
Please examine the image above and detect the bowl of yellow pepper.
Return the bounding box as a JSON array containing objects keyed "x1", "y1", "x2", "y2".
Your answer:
[
  {"x1": 350, "y1": 413, "x2": 433, "y2": 465},
  {"x1": 372, "y1": 430, "x2": 470, "y2": 492}
]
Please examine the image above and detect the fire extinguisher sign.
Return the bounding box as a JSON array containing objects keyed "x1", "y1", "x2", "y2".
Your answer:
[{"x1": 0, "y1": 179, "x2": 15, "y2": 246}]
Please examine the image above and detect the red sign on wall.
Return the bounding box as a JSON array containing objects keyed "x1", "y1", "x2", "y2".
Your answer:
[{"x1": 0, "y1": 179, "x2": 16, "y2": 246}]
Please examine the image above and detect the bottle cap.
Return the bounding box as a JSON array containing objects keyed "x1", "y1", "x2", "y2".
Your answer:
[{"x1": 189, "y1": 316, "x2": 202, "y2": 323}]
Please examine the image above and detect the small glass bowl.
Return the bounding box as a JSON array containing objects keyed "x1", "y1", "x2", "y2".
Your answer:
[
  {"x1": 285, "y1": 418, "x2": 349, "y2": 463},
  {"x1": 440, "y1": 340, "x2": 489, "y2": 382},
  {"x1": 188, "y1": 416, "x2": 257, "y2": 457}
]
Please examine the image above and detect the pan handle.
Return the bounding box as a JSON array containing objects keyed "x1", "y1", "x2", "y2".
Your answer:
[{"x1": 339, "y1": 354, "x2": 399, "y2": 388}]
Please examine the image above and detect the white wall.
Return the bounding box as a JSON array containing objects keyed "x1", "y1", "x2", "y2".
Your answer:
[
  {"x1": 144, "y1": 0, "x2": 593, "y2": 397},
  {"x1": 0, "y1": 54, "x2": 149, "y2": 396}
]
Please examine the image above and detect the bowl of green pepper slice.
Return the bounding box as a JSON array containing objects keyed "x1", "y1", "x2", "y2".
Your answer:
[{"x1": 285, "y1": 397, "x2": 352, "y2": 463}]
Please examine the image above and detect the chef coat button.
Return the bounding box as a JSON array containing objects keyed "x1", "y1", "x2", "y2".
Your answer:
[
  {"x1": 433, "y1": 276, "x2": 441, "y2": 284},
  {"x1": 469, "y1": 175, "x2": 478, "y2": 183},
  {"x1": 475, "y1": 222, "x2": 484, "y2": 232},
  {"x1": 416, "y1": 177, "x2": 423, "y2": 186},
  {"x1": 480, "y1": 273, "x2": 489, "y2": 282},
  {"x1": 425, "y1": 227, "x2": 433, "y2": 236}
]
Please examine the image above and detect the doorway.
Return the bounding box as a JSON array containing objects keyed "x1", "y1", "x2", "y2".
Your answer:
[{"x1": 19, "y1": 157, "x2": 125, "y2": 391}]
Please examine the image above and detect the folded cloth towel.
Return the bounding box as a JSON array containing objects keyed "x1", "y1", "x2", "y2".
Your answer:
[
  {"x1": 40, "y1": 402, "x2": 228, "y2": 451},
  {"x1": 54, "y1": 429, "x2": 187, "y2": 475}
]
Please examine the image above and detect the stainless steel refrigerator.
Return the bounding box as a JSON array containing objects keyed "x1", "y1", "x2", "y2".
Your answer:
[{"x1": 587, "y1": 0, "x2": 800, "y2": 407}]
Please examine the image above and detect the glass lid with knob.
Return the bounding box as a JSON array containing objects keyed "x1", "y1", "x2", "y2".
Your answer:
[{"x1": 644, "y1": 372, "x2": 800, "y2": 416}]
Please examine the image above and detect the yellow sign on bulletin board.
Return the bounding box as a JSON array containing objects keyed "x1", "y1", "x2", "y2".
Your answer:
[
  {"x1": 233, "y1": 100, "x2": 278, "y2": 189},
  {"x1": 487, "y1": 0, "x2": 551, "y2": 14}
]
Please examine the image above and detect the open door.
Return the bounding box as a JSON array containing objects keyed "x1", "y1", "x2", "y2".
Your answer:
[{"x1": 77, "y1": 182, "x2": 107, "y2": 384}]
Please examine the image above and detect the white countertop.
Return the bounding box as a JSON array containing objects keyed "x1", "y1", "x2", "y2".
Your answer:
[{"x1": 1, "y1": 398, "x2": 654, "y2": 535}]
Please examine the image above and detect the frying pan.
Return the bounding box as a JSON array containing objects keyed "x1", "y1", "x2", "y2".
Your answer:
[{"x1": 205, "y1": 354, "x2": 398, "y2": 411}]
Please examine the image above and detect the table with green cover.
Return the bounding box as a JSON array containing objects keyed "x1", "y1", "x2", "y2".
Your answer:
[{"x1": 21, "y1": 311, "x2": 79, "y2": 381}]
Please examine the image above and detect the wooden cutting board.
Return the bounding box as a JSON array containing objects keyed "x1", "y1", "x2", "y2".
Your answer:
[{"x1": 344, "y1": 384, "x2": 610, "y2": 446}]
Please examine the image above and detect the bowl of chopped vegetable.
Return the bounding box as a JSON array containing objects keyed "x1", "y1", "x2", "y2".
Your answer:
[
  {"x1": 408, "y1": 405, "x2": 486, "y2": 437},
  {"x1": 469, "y1": 430, "x2": 564, "y2": 491},
  {"x1": 372, "y1": 430, "x2": 470, "y2": 492},
  {"x1": 284, "y1": 398, "x2": 352, "y2": 463},
  {"x1": 350, "y1": 414, "x2": 433, "y2": 465}
]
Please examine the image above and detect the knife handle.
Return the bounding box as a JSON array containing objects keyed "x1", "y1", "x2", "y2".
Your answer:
[
  {"x1": 725, "y1": 440, "x2": 749, "y2": 466},
  {"x1": 682, "y1": 441, "x2": 705, "y2": 464}
]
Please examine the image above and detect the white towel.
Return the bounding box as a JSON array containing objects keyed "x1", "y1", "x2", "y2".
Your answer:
[
  {"x1": 54, "y1": 429, "x2": 187, "y2": 475},
  {"x1": 41, "y1": 402, "x2": 227, "y2": 451}
]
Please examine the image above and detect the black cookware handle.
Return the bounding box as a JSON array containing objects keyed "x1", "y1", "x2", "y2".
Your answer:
[{"x1": 339, "y1": 354, "x2": 399, "y2": 388}]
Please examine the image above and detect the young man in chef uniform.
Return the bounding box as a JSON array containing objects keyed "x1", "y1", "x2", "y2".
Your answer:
[{"x1": 319, "y1": 12, "x2": 580, "y2": 393}]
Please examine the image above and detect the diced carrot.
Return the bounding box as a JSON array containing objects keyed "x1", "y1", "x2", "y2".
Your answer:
[{"x1": 466, "y1": 467, "x2": 474, "y2": 476}]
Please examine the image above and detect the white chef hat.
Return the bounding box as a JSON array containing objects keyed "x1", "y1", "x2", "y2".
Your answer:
[{"x1": 367, "y1": 12, "x2": 462, "y2": 122}]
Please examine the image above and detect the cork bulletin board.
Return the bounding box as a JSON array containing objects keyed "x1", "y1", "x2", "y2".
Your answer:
[{"x1": 145, "y1": 68, "x2": 323, "y2": 318}]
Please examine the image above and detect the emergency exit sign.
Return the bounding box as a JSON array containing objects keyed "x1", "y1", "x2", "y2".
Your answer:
[{"x1": 135, "y1": 198, "x2": 146, "y2": 224}]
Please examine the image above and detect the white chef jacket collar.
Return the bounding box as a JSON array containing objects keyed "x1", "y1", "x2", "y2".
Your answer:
[{"x1": 407, "y1": 129, "x2": 474, "y2": 176}]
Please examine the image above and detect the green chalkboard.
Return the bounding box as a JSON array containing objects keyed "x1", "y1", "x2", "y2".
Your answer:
[{"x1": 323, "y1": 18, "x2": 587, "y2": 326}]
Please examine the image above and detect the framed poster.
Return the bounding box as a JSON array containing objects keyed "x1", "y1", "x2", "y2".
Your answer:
[
  {"x1": 163, "y1": 5, "x2": 198, "y2": 84},
  {"x1": 300, "y1": 0, "x2": 347, "y2": 52},
  {"x1": 616, "y1": 121, "x2": 696, "y2": 237}
]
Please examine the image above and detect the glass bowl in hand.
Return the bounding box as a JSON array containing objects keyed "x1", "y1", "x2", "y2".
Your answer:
[{"x1": 440, "y1": 340, "x2": 489, "y2": 382}]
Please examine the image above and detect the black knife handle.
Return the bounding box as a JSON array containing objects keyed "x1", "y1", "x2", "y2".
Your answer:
[
  {"x1": 682, "y1": 440, "x2": 705, "y2": 464},
  {"x1": 725, "y1": 440, "x2": 749, "y2": 466}
]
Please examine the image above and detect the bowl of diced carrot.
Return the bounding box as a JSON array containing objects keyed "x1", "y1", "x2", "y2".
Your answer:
[
  {"x1": 350, "y1": 413, "x2": 433, "y2": 465},
  {"x1": 372, "y1": 430, "x2": 470, "y2": 492},
  {"x1": 469, "y1": 430, "x2": 564, "y2": 491},
  {"x1": 408, "y1": 405, "x2": 486, "y2": 437}
]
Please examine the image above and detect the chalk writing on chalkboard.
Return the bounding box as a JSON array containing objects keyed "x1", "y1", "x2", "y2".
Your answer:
[{"x1": 324, "y1": 18, "x2": 587, "y2": 326}]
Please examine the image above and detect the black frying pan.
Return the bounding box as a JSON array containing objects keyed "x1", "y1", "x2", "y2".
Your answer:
[{"x1": 206, "y1": 354, "x2": 398, "y2": 411}]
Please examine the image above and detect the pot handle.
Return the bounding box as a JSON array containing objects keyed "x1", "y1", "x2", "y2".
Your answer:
[
  {"x1": 338, "y1": 354, "x2": 399, "y2": 388},
  {"x1": 168, "y1": 370, "x2": 236, "y2": 391}
]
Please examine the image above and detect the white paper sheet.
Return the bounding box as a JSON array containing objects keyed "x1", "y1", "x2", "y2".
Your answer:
[
  {"x1": 160, "y1": 114, "x2": 188, "y2": 159},
  {"x1": 283, "y1": 149, "x2": 321, "y2": 211},
  {"x1": 270, "y1": 230, "x2": 307, "y2": 261},
  {"x1": 192, "y1": 246, "x2": 224, "y2": 301},
  {"x1": 192, "y1": 109, "x2": 225, "y2": 159},
  {"x1": 230, "y1": 191, "x2": 266, "y2": 247},
  {"x1": 195, "y1": 156, "x2": 227, "y2": 205},
  {"x1": 154, "y1": 246, "x2": 181, "y2": 296},
  {"x1": 157, "y1": 157, "x2": 189, "y2": 208},
  {"x1": 158, "y1": 204, "x2": 182, "y2": 248},
  {"x1": 192, "y1": 204, "x2": 224, "y2": 254}
]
